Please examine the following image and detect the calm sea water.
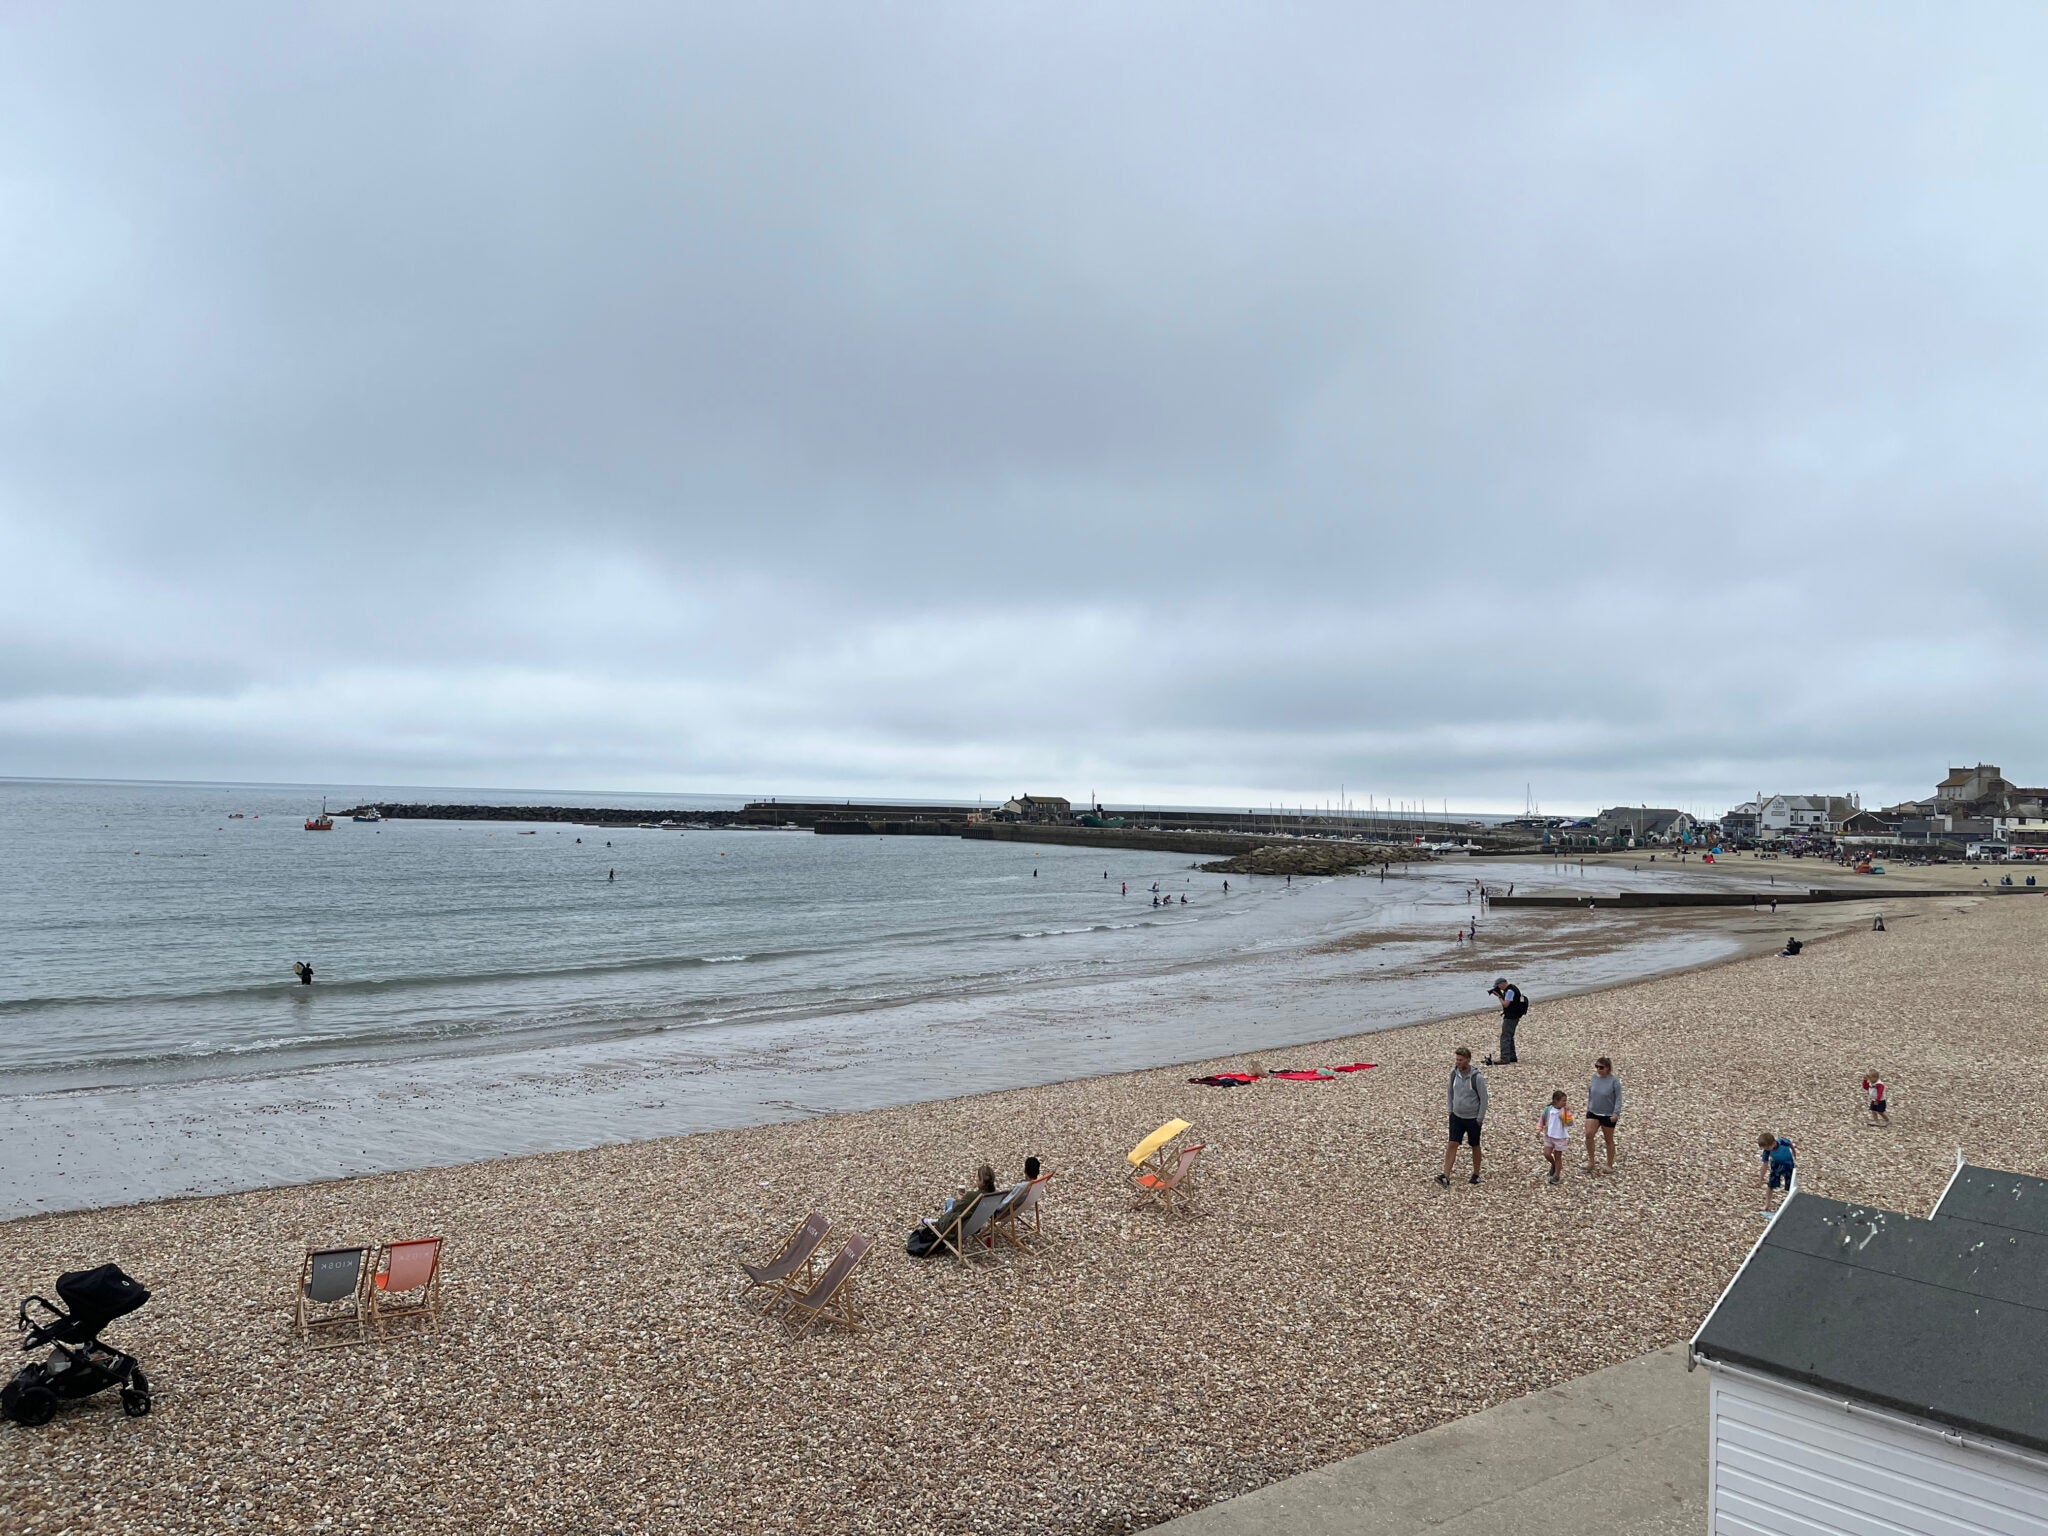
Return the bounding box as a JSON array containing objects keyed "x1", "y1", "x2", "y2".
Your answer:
[{"x1": 0, "y1": 778, "x2": 1756, "y2": 1215}]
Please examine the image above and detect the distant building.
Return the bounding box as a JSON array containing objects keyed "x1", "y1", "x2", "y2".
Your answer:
[
  {"x1": 1758, "y1": 794, "x2": 1858, "y2": 839},
  {"x1": 1836, "y1": 809, "x2": 1902, "y2": 844},
  {"x1": 1934, "y1": 764, "x2": 2014, "y2": 815},
  {"x1": 1995, "y1": 816, "x2": 2048, "y2": 851},
  {"x1": 997, "y1": 795, "x2": 1072, "y2": 823},
  {"x1": 1591, "y1": 807, "x2": 1695, "y2": 847},
  {"x1": 1692, "y1": 1164, "x2": 2048, "y2": 1533},
  {"x1": 1721, "y1": 801, "x2": 1761, "y2": 843}
]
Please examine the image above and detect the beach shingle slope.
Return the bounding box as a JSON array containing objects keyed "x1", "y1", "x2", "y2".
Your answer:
[{"x1": 2, "y1": 895, "x2": 2040, "y2": 1535}]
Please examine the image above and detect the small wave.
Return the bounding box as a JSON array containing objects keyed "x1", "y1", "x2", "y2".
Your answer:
[{"x1": 700, "y1": 954, "x2": 751, "y2": 963}]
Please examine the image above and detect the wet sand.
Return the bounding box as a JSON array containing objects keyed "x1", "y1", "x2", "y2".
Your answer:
[{"x1": 4, "y1": 889, "x2": 2035, "y2": 1535}]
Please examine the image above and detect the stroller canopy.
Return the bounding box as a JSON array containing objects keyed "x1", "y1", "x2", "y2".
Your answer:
[{"x1": 51, "y1": 1265, "x2": 150, "y2": 1340}]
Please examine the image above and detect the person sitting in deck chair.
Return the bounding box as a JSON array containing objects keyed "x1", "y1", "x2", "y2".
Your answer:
[{"x1": 907, "y1": 1165, "x2": 998, "y2": 1258}]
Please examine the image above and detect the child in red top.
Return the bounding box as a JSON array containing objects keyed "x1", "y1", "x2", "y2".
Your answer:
[{"x1": 1863, "y1": 1071, "x2": 1888, "y2": 1126}]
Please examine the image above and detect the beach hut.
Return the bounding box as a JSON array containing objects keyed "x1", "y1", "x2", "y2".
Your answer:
[{"x1": 1689, "y1": 1163, "x2": 2048, "y2": 1534}]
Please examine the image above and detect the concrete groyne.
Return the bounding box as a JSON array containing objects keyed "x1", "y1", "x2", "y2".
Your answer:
[{"x1": 1490, "y1": 886, "x2": 2034, "y2": 909}]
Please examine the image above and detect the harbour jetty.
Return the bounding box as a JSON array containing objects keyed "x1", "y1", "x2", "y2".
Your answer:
[
  {"x1": 956, "y1": 823, "x2": 1435, "y2": 866},
  {"x1": 334, "y1": 803, "x2": 753, "y2": 826}
]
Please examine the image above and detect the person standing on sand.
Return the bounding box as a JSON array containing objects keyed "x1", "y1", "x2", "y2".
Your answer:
[
  {"x1": 1585, "y1": 1057, "x2": 1622, "y2": 1171},
  {"x1": 1438, "y1": 1048, "x2": 1487, "y2": 1185},
  {"x1": 1485, "y1": 978, "x2": 1526, "y2": 1065}
]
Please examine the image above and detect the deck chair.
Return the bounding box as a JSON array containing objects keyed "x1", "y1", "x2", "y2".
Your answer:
[
  {"x1": 988, "y1": 1173, "x2": 1054, "y2": 1251},
  {"x1": 738, "y1": 1212, "x2": 832, "y2": 1308},
  {"x1": 367, "y1": 1236, "x2": 445, "y2": 1337},
  {"x1": 1128, "y1": 1118, "x2": 1193, "y2": 1184},
  {"x1": 915, "y1": 1189, "x2": 997, "y2": 1263},
  {"x1": 1134, "y1": 1144, "x2": 1204, "y2": 1209},
  {"x1": 295, "y1": 1245, "x2": 371, "y2": 1348},
  {"x1": 778, "y1": 1233, "x2": 872, "y2": 1341}
]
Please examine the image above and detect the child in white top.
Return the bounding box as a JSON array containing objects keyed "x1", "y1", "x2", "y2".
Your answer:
[
  {"x1": 1541, "y1": 1090, "x2": 1571, "y2": 1185},
  {"x1": 1863, "y1": 1071, "x2": 1888, "y2": 1126}
]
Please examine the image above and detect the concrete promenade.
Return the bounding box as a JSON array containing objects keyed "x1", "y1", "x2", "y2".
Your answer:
[{"x1": 1155, "y1": 1344, "x2": 1706, "y2": 1534}]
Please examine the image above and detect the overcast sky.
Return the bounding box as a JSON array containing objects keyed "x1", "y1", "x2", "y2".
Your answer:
[{"x1": 3, "y1": 5, "x2": 2043, "y2": 813}]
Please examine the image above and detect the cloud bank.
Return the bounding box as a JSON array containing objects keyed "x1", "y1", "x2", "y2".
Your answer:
[{"x1": 4, "y1": 4, "x2": 2044, "y2": 811}]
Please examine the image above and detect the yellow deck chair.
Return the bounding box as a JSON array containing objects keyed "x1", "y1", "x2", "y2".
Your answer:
[{"x1": 1128, "y1": 1119, "x2": 1191, "y2": 1186}]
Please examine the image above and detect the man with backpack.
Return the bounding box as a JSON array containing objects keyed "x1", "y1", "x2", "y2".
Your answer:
[
  {"x1": 1437, "y1": 1047, "x2": 1488, "y2": 1186},
  {"x1": 1485, "y1": 977, "x2": 1528, "y2": 1065}
]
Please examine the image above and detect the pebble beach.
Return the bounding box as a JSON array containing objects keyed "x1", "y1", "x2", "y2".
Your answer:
[{"x1": 5, "y1": 888, "x2": 2041, "y2": 1535}]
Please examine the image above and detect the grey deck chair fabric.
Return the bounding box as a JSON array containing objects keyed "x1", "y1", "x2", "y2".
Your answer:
[
  {"x1": 741, "y1": 1213, "x2": 832, "y2": 1303},
  {"x1": 297, "y1": 1245, "x2": 370, "y2": 1348},
  {"x1": 308, "y1": 1248, "x2": 366, "y2": 1303},
  {"x1": 781, "y1": 1233, "x2": 872, "y2": 1339}
]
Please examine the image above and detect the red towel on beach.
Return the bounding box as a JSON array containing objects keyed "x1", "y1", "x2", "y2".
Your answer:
[
  {"x1": 1330, "y1": 1063, "x2": 1377, "y2": 1073},
  {"x1": 1271, "y1": 1069, "x2": 1336, "y2": 1081}
]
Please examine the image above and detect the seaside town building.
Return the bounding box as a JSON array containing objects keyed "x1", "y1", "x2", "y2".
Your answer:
[
  {"x1": 996, "y1": 794, "x2": 1073, "y2": 823},
  {"x1": 1692, "y1": 1163, "x2": 2048, "y2": 1532},
  {"x1": 1756, "y1": 793, "x2": 1858, "y2": 839},
  {"x1": 1589, "y1": 807, "x2": 1695, "y2": 848}
]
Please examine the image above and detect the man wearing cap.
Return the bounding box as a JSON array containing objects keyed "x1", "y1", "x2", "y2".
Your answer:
[{"x1": 1485, "y1": 977, "x2": 1527, "y2": 1066}]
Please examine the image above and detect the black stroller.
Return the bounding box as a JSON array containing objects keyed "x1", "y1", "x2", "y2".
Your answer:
[{"x1": 2, "y1": 1264, "x2": 152, "y2": 1426}]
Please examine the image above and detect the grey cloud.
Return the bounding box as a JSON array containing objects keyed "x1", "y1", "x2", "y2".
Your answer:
[{"x1": 3, "y1": 4, "x2": 2046, "y2": 809}]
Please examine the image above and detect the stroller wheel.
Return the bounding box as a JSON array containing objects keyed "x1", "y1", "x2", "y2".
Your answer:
[
  {"x1": 3, "y1": 1382, "x2": 58, "y2": 1427},
  {"x1": 121, "y1": 1369, "x2": 151, "y2": 1418}
]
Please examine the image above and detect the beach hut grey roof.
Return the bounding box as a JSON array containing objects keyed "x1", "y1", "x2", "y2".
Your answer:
[
  {"x1": 1930, "y1": 1162, "x2": 2048, "y2": 1238},
  {"x1": 1693, "y1": 1184, "x2": 2048, "y2": 1455},
  {"x1": 1692, "y1": 1169, "x2": 2048, "y2": 1532}
]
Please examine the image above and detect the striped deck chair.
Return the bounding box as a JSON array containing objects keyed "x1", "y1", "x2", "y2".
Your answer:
[
  {"x1": 1134, "y1": 1144, "x2": 1203, "y2": 1210},
  {"x1": 778, "y1": 1234, "x2": 873, "y2": 1341},
  {"x1": 368, "y1": 1236, "x2": 445, "y2": 1338},
  {"x1": 738, "y1": 1212, "x2": 832, "y2": 1308},
  {"x1": 989, "y1": 1173, "x2": 1054, "y2": 1251},
  {"x1": 295, "y1": 1245, "x2": 371, "y2": 1349}
]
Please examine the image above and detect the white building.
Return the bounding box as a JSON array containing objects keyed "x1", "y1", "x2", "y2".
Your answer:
[
  {"x1": 1757, "y1": 793, "x2": 1858, "y2": 838},
  {"x1": 1691, "y1": 1162, "x2": 2048, "y2": 1533}
]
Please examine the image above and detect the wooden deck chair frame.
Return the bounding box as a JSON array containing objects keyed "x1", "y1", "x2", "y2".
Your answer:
[
  {"x1": 1128, "y1": 1119, "x2": 1193, "y2": 1185},
  {"x1": 1134, "y1": 1144, "x2": 1204, "y2": 1210},
  {"x1": 778, "y1": 1234, "x2": 872, "y2": 1342},
  {"x1": 738, "y1": 1212, "x2": 833, "y2": 1309},
  {"x1": 990, "y1": 1173, "x2": 1054, "y2": 1251},
  {"x1": 295, "y1": 1245, "x2": 372, "y2": 1349},
  {"x1": 367, "y1": 1235, "x2": 445, "y2": 1338},
  {"x1": 916, "y1": 1188, "x2": 996, "y2": 1264}
]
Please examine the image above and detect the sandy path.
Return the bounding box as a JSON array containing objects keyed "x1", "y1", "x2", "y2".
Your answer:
[{"x1": 3, "y1": 891, "x2": 2039, "y2": 1535}]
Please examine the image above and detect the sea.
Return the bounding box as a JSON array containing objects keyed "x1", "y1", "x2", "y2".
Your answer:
[{"x1": 0, "y1": 778, "x2": 1760, "y2": 1217}]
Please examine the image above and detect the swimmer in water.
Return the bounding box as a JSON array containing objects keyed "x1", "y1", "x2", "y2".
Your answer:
[
  {"x1": 296, "y1": 961, "x2": 314, "y2": 985},
  {"x1": 608, "y1": 869, "x2": 615, "y2": 882}
]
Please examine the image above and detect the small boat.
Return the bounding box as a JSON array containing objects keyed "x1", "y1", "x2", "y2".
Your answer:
[
  {"x1": 305, "y1": 799, "x2": 334, "y2": 832},
  {"x1": 352, "y1": 807, "x2": 383, "y2": 823}
]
